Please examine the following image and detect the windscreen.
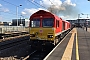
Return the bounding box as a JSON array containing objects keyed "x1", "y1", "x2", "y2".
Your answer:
[
  {"x1": 42, "y1": 18, "x2": 54, "y2": 27},
  {"x1": 30, "y1": 19, "x2": 40, "y2": 27}
]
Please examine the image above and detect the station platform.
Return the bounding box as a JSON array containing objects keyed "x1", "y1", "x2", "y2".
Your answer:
[{"x1": 44, "y1": 28, "x2": 90, "y2": 60}]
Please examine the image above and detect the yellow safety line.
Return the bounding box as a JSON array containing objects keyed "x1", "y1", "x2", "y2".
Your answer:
[
  {"x1": 61, "y1": 28, "x2": 75, "y2": 60},
  {"x1": 76, "y1": 28, "x2": 79, "y2": 60}
]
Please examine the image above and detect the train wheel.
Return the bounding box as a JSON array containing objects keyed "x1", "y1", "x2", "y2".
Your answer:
[
  {"x1": 54, "y1": 39, "x2": 56, "y2": 46},
  {"x1": 56, "y1": 39, "x2": 59, "y2": 44},
  {"x1": 54, "y1": 38, "x2": 59, "y2": 46}
]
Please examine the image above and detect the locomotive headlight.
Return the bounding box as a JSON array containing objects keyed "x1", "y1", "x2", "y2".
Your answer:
[
  {"x1": 30, "y1": 34, "x2": 35, "y2": 37},
  {"x1": 47, "y1": 35, "x2": 53, "y2": 38}
]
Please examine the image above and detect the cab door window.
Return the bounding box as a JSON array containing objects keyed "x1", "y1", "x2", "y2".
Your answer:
[{"x1": 56, "y1": 20, "x2": 59, "y2": 28}]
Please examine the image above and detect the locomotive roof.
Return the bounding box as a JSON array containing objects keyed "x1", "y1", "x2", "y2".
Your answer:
[
  {"x1": 30, "y1": 10, "x2": 62, "y2": 20},
  {"x1": 30, "y1": 10, "x2": 70, "y2": 23}
]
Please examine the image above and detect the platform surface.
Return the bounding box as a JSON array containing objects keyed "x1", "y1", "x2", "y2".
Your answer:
[{"x1": 44, "y1": 28, "x2": 90, "y2": 60}]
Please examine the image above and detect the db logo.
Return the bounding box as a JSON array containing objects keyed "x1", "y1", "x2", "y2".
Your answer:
[{"x1": 39, "y1": 30, "x2": 43, "y2": 33}]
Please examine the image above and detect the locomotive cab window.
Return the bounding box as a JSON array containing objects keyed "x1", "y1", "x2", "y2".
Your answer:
[
  {"x1": 42, "y1": 18, "x2": 54, "y2": 27},
  {"x1": 30, "y1": 19, "x2": 40, "y2": 27}
]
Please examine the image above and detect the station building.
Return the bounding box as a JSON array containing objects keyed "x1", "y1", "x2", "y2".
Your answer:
[
  {"x1": 12, "y1": 19, "x2": 29, "y2": 27},
  {"x1": 67, "y1": 19, "x2": 90, "y2": 27}
]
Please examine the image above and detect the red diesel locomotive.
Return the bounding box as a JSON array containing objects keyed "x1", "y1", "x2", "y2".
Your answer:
[{"x1": 29, "y1": 10, "x2": 71, "y2": 46}]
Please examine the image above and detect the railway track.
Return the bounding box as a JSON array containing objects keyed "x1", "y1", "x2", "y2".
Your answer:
[
  {"x1": 0, "y1": 34, "x2": 30, "y2": 50},
  {"x1": 23, "y1": 50, "x2": 37, "y2": 60},
  {"x1": 0, "y1": 34, "x2": 31, "y2": 60},
  {"x1": 0, "y1": 39, "x2": 28, "y2": 50},
  {"x1": 0, "y1": 42, "x2": 31, "y2": 60},
  {"x1": 23, "y1": 44, "x2": 54, "y2": 60},
  {"x1": 24, "y1": 50, "x2": 52, "y2": 60}
]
